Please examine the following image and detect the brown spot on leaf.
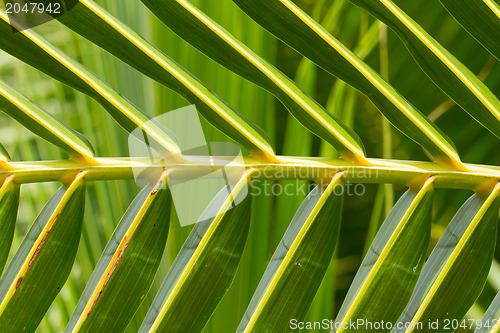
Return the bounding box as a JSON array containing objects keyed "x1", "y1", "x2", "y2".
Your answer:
[
  {"x1": 28, "y1": 229, "x2": 51, "y2": 268},
  {"x1": 85, "y1": 242, "x2": 129, "y2": 319},
  {"x1": 151, "y1": 180, "x2": 163, "y2": 196},
  {"x1": 15, "y1": 277, "x2": 23, "y2": 289}
]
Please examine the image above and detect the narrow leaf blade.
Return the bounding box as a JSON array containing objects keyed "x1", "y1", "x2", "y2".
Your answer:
[
  {"x1": 334, "y1": 178, "x2": 434, "y2": 332},
  {"x1": 393, "y1": 184, "x2": 500, "y2": 333},
  {"x1": 140, "y1": 170, "x2": 253, "y2": 333},
  {"x1": 0, "y1": 9, "x2": 179, "y2": 155},
  {"x1": 66, "y1": 172, "x2": 171, "y2": 333},
  {"x1": 0, "y1": 80, "x2": 95, "y2": 161},
  {"x1": 141, "y1": 0, "x2": 368, "y2": 163},
  {"x1": 439, "y1": 0, "x2": 500, "y2": 62},
  {"x1": 0, "y1": 176, "x2": 19, "y2": 275},
  {"x1": 232, "y1": 0, "x2": 463, "y2": 169},
  {"x1": 239, "y1": 173, "x2": 344, "y2": 332},
  {"x1": 51, "y1": 0, "x2": 275, "y2": 160},
  {"x1": 0, "y1": 143, "x2": 11, "y2": 162},
  {"x1": 0, "y1": 172, "x2": 86, "y2": 333},
  {"x1": 350, "y1": 0, "x2": 500, "y2": 140}
]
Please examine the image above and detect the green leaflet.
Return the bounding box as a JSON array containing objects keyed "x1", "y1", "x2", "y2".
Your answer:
[
  {"x1": 50, "y1": 0, "x2": 275, "y2": 160},
  {"x1": 439, "y1": 0, "x2": 500, "y2": 62},
  {"x1": 334, "y1": 178, "x2": 434, "y2": 333},
  {"x1": 0, "y1": 176, "x2": 19, "y2": 275},
  {"x1": 393, "y1": 184, "x2": 500, "y2": 333},
  {"x1": 0, "y1": 80, "x2": 95, "y2": 161},
  {"x1": 476, "y1": 290, "x2": 500, "y2": 332},
  {"x1": 140, "y1": 170, "x2": 253, "y2": 332},
  {"x1": 232, "y1": 0, "x2": 463, "y2": 169},
  {"x1": 238, "y1": 173, "x2": 344, "y2": 332},
  {"x1": 0, "y1": 9, "x2": 179, "y2": 155},
  {"x1": 0, "y1": 143, "x2": 10, "y2": 162},
  {"x1": 0, "y1": 172, "x2": 86, "y2": 333},
  {"x1": 140, "y1": 0, "x2": 368, "y2": 164},
  {"x1": 349, "y1": 0, "x2": 500, "y2": 141},
  {"x1": 66, "y1": 172, "x2": 171, "y2": 333}
]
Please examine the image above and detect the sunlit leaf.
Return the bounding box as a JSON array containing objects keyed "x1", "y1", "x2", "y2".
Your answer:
[
  {"x1": 51, "y1": 0, "x2": 276, "y2": 160},
  {"x1": 0, "y1": 79, "x2": 95, "y2": 161},
  {"x1": 350, "y1": 0, "x2": 500, "y2": 141},
  {"x1": 439, "y1": 0, "x2": 500, "y2": 62}
]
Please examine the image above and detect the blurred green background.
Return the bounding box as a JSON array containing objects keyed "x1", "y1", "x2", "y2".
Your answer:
[{"x1": 1, "y1": 0, "x2": 499, "y2": 331}]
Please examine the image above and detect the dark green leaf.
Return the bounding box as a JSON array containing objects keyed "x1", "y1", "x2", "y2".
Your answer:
[
  {"x1": 393, "y1": 184, "x2": 500, "y2": 333},
  {"x1": 140, "y1": 0, "x2": 368, "y2": 163},
  {"x1": 439, "y1": 0, "x2": 500, "y2": 62},
  {"x1": 349, "y1": 0, "x2": 500, "y2": 141}
]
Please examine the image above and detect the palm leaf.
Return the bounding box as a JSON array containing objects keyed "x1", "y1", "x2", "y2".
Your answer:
[
  {"x1": 393, "y1": 184, "x2": 500, "y2": 332},
  {"x1": 232, "y1": 0, "x2": 463, "y2": 169},
  {"x1": 51, "y1": 0, "x2": 275, "y2": 160},
  {"x1": 238, "y1": 173, "x2": 343, "y2": 332},
  {"x1": 350, "y1": 0, "x2": 500, "y2": 140},
  {"x1": 0, "y1": 8, "x2": 179, "y2": 155},
  {"x1": 334, "y1": 177, "x2": 434, "y2": 332},
  {"x1": 65, "y1": 172, "x2": 171, "y2": 332},
  {"x1": 0, "y1": 80, "x2": 95, "y2": 161},
  {"x1": 0, "y1": 176, "x2": 19, "y2": 275},
  {"x1": 140, "y1": 0, "x2": 368, "y2": 163},
  {"x1": 0, "y1": 172, "x2": 86, "y2": 332},
  {"x1": 439, "y1": 0, "x2": 500, "y2": 62},
  {"x1": 0, "y1": 1, "x2": 499, "y2": 332},
  {"x1": 140, "y1": 170, "x2": 253, "y2": 332}
]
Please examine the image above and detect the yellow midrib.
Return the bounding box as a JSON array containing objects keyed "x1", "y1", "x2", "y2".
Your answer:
[
  {"x1": 279, "y1": 0, "x2": 465, "y2": 168},
  {"x1": 484, "y1": 0, "x2": 500, "y2": 20},
  {"x1": 0, "y1": 83, "x2": 93, "y2": 159},
  {"x1": 0, "y1": 10, "x2": 180, "y2": 156}
]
